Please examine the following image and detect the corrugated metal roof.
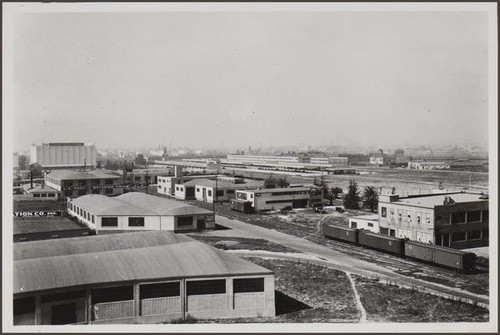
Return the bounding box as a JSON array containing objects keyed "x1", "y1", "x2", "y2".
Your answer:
[
  {"x1": 46, "y1": 169, "x2": 121, "y2": 180},
  {"x1": 14, "y1": 230, "x2": 193, "y2": 261},
  {"x1": 14, "y1": 241, "x2": 272, "y2": 294},
  {"x1": 14, "y1": 217, "x2": 87, "y2": 235},
  {"x1": 71, "y1": 193, "x2": 212, "y2": 216}
]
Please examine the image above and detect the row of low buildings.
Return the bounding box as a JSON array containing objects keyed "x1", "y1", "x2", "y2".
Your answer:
[{"x1": 348, "y1": 192, "x2": 489, "y2": 249}]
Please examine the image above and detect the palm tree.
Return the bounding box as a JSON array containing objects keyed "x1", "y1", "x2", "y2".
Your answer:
[{"x1": 362, "y1": 186, "x2": 379, "y2": 212}]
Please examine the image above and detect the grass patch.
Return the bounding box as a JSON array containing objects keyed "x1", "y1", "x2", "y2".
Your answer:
[{"x1": 352, "y1": 275, "x2": 489, "y2": 322}]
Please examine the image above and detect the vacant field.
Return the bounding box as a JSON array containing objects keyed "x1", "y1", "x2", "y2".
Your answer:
[
  {"x1": 186, "y1": 235, "x2": 298, "y2": 253},
  {"x1": 197, "y1": 258, "x2": 360, "y2": 323},
  {"x1": 352, "y1": 275, "x2": 489, "y2": 322}
]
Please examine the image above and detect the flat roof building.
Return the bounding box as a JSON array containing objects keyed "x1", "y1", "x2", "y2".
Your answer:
[
  {"x1": 13, "y1": 217, "x2": 92, "y2": 243},
  {"x1": 234, "y1": 186, "x2": 323, "y2": 212},
  {"x1": 45, "y1": 169, "x2": 123, "y2": 199},
  {"x1": 68, "y1": 192, "x2": 214, "y2": 233},
  {"x1": 378, "y1": 192, "x2": 489, "y2": 249},
  {"x1": 348, "y1": 214, "x2": 379, "y2": 233},
  {"x1": 13, "y1": 231, "x2": 275, "y2": 325},
  {"x1": 31, "y1": 142, "x2": 97, "y2": 169}
]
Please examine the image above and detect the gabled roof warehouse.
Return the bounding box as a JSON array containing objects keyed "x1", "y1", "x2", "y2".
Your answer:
[{"x1": 14, "y1": 231, "x2": 275, "y2": 324}]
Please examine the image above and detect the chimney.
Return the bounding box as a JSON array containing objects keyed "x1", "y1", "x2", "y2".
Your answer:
[
  {"x1": 443, "y1": 196, "x2": 455, "y2": 205},
  {"x1": 175, "y1": 166, "x2": 183, "y2": 178}
]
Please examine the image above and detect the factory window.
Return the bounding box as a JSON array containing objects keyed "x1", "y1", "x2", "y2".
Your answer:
[
  {"x1": 398, "y1": 212, "x2": 402, "y2": 222},
  {"x1": 135, "y1": 176, "x2": 141, "y2": 181},
  {"x1": 482, "y1": 210, "x2": 489, "y2": 221},
  {"x1": 129, "y1": 217, "x2": 145, "y2": 227},
  {"x1": 250, "y1": 194, "x2": 254, "y2": 199},
  {"x1": 227, "y1": 190, "x2": 235, "y2": 194},
  {"x1": 92, "y1": 286, "x2": 133, "y2": 304},
  {"x1": 78, "y1": 189, "x2": 87, "y2": 196},
  {"x1": 104, "y1": 179, "x2": 114, "y2": 185},
  {"x1": 367, "y1": 222, "x2": 374, "y2": 228},
  {"x1": 451, "y1": 212, "x2": 466, "y2": 224},
  {"x1": 381, "y1": 207, "x2": 387, "y2": 217},
  {"x1": 48, "y1": 193, "x2": 55, "y2": 197},
  {"x1": 482, "y1": 230, "x2": 489, "y2": 238},
  {"x1": 417, "y1": 216, "x2": 421, "y2": 224},
  {"x1": 467, "y1": 211, "x2": 481, "y2": 222},
  {"x1": 451, "y1": 232, "x2": 466, "y2": 242},
  {"x1": 177, "y1": 216, "x2": 193, "y2": 227},
  {"x1": 42, "y1": 290, "x2": 86, "y2": 303},
  {"x1": 187, "y1": 279, "x2": 226, "y2": 296},
  {"x1": 78, "y1": 180, "x2": 87, "y2": 186},
  {"x1": 208, "y1": 190, "x2": 212, "y2": 197},
  {"x1": 92, "y1": 179, "x2": 100, "y2": 186},
  {"x1": 389, "y1": 229, "x2": 396, "y2": 237},
  {"x1": 350, "y1": 221, "x2": 357, "y2": 229},
  {"x1": 234, "y1": 278, "x2": 264, "y2": 293},
  {"x1": 140, "y1": 282, "x2": 180, "y2": 299},
  {"x1": 92, "y1": 188, "x2": 100, "y2": 194},
  {"x1": 158, "y1": 185, "x2": 161, "y2": 189},
  {"x1": 33, "y1": 194, "x2": 40, "y2": 198},
  {"x1": 102, "y1": 217, "x2": 118, "y2": 227},
  {"x1": 14, "y1": 297, "x2": 35, "y2": 318},
  {"x1": 63, "y1": 180, "x2": 73, "y2": 187},
  {"x1": 91, "y1": 215, "x2": 95, "y2": 224},
  {"x1": 196, "y1": 188, "x2": 200, "y2": 192},
  {"x1": 467, "y1": 230, "x2": 481, "y2": 240},
  {"x1": 41, "y1": 193, "x2": 47, "y2": 198},
  {"x1": 216, "y1": 190, "x2": 224, "y2": 197},
  {"x1": 380, "y1": 227, "x2": 389, "y2": 235},
  {"x1": 105, "y1": 188, "x2": 114, "y2": 195}
]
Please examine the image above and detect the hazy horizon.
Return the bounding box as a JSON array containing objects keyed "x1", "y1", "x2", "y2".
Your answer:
[{"x1": 9, "y1": 9, "x2": 490, "y2": 152}]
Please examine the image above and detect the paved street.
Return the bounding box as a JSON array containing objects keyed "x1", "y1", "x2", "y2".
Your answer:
[{"x1": 207, "y1": 215, "x2": 489, "y2": 308}]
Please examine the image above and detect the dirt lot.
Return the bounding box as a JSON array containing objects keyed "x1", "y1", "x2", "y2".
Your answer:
[
  {"x1": 196, "y1": 258, "x2": 360, "y2": 323},
  {"x1": 186, "y1": 235, "x2": 298, "y2": 253},
  {"x1": 352, "y1": 275, "x2": 489, "y2": 322}
]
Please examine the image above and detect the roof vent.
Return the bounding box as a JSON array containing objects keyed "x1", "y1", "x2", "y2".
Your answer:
[{"x1": 443, "y1": 196, "x2": 455, "y2": 205}]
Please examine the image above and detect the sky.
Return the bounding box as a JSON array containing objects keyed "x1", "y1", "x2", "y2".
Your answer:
[{"x1": 8, "y1": 7, "x2": 491, "y2": 152}]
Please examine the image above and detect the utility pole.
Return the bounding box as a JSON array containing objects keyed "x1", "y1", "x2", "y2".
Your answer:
[
  {"x1": 145, "y1": 171, "x2": 149, "y2": 194},
  {"x1": 212, "y1": 169, "x2": 218, "y2": 215}
]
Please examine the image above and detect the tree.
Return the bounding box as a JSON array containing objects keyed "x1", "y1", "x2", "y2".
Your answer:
[
  {"x1": 343, "y1": 180, "x2": 361, "y2": 209},
  {"x1": 18, "y1": 155, "x2": 28, "y2": 170},
  {"x1": 362, "y1": 186, "x2": 379, "y2": 212},
  {"x1": 135, "y1": 154, "x2": 147, "y2": 167},
  {"x1": 331, "y1": 187, "x2": 343, "y2": 199},
  {"x1": 395, "y1": 149, "x2": 405, "y2": 156},
  {"x1": 276, "y1": 177, "x2": 289, "y2": 188}
]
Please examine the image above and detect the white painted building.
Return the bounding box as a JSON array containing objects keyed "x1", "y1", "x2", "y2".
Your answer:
[
  {"x1": 408, "y1": 160, "x2": 451, "y2": 170},
  {"x1": 31, "y1": 142, "x2": 97, "y2": 168},
  {"x1": 68, "y1": 192, "x2": 214, "y2": 233},
  {"x1": 348, "y1": 214, "x2": 379, "y2": 233}
]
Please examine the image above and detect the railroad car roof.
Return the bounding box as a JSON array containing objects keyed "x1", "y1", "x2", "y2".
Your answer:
[{"x1": 14, "y1": 240, "x2": 273, "y2": 295}]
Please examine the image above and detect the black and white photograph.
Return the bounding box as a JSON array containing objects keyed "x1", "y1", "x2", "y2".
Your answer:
[{"x1": 2, "y1": 2, "x2": 497, "y2": 333}]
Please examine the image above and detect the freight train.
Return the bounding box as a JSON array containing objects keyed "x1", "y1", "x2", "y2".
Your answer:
[{"x1": 323, "y1": 225, "x2": 477, "y2": 273}]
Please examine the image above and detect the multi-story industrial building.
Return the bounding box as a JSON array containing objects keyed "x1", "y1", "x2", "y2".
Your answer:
[
  {"x1": 408, "y1": 160, "x2": 451, "y2": 170},
  {"x1": 45, "y1": 170, "x2": 123, "y2": 199},
  {"x1": 234, "y1": 186, "x2": 324, "y2": 212},
  {"x1": 30, "y1": 142, "x2": 97, "y2": 169},
  {"x1": 226, "y1": 154, "x2": 348, "y2": 166},
  {"x1": 378, "y1": 192, "x2": 489, "y2": 249},
  {"x1": 13, "y1": 231, "x2": 276, "y2": 325},
  {"x1": 68, "y1": 192, "x2": 214, "y2": 232}
]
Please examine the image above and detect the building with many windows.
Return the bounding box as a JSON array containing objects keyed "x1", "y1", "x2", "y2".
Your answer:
[
  {"x1": 30, "y1": 142, "x2": 97, "y2": 169},
  {"x1": 378, "y1": 192, "x2": 489, "y2": 249},
  {"x1": 13, "y1": 231, "x2": 275, "y2": 325},
  {"x1": 45, "y1": 170, "x2": 123, "y2": 199},
  {"x1": 234, "y1": 186, "x2": 324, "y2": 212},
  {"x1": 407, "y1": 160, "x2": 451, "y2": 170},
  {"x1": 67, "y1": 192, "x2": 214, "y2": 233}
]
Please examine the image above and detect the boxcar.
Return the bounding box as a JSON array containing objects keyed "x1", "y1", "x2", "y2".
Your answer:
[
  {"x1": 323, "y1": 225, "x2": 358, "y2": 244},
  {"x1": 358, "y1": 230, "x2": 405, "y2": 256},
  {"x1": 229, "y1": 199, "x2": 254, "y2": 213},
  {"x1": 404, "y1": 240, "x2": 476, "y2": 272}
]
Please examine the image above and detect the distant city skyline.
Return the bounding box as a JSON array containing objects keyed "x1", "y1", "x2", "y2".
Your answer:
[{"x1": 7, "y1": 6, "x2": 491, "y2": 153}]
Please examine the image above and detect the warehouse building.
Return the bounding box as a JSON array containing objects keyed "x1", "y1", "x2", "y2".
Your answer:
[
  {"x1": 67, "y1": 192, "x2": 214, "y2": 232},
  {"x1": 13, "y1": 231, "x2": 275, "y2": 325},
  {"x1": 45, "y1": 170, "x2": 123, "y2": 199},
  {"x1": 31, "y1": 142, "x2": 97, "y2": 169},
  {"x1": 225, "y1": 154, "x2": 348, "y2": 167},
  {"x1": 408, "y1": 160, "x2": 451, "y2": 170},
  {"x1": 348, "y1": 214, "x2": 379, "y2": 233},
  {"x1": 120, "y1": 168, "x2": 168, "y2": 187},
  {"x1": 234, "y1": 186, "x2": 323, "y2": 212},
  {"x1": 13, "y1": 217, "x2": 93, "y2": 243},
  {"x1": 378, "y1": 192, "x2": 489, "y2": 249},
  {"x1": 21, "y1": 185, "x2": 60, "y2": 200}
]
